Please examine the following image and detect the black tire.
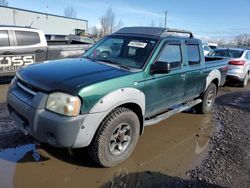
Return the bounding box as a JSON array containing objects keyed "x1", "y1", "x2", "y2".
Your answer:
[
  {"x1": 239, "y1": 72, "x2": 249, "y2": 87},
  {"x1": 88, "y1": 107, "x2": 140, "y2": 167},
  {"x1": 194, "y1": 83, "x2": 217, "y2": 114}
]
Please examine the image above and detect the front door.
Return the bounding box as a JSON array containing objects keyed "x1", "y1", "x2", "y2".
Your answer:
[{"x1": 143, "y1": 40, "x2": 186, "y2": 118}]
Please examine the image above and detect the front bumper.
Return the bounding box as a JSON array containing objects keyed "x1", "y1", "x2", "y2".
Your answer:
[{"x1": 7, "y1": 80, "x2": 85, "y2": 148}]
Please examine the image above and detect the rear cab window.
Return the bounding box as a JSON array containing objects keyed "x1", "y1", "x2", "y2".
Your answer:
[
  {"x1": 157, "y1": 44, "x2": 182, "y2": 69},
  {"x1": 15, "y1": 31, "x2": 41, "y2": 46},
  {"x1": 187, "y1": 44, "x2": 201, "y2": 66},
  {"x1": 0, "y1": 30, "x2": 10, "y2": 47}
]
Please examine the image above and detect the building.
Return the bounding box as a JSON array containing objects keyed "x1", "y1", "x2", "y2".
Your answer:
[{"x1": 0, "y1": 5, "x2": 88, "y2": 35}]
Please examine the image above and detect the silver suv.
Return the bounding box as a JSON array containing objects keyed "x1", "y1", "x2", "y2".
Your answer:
[{"x1": 208, "y1": 48, "x2": 250, "y2": 87}]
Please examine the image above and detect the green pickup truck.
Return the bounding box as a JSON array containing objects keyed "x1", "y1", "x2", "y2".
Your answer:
[{"x1": 7, "y1": 27, "x2": 228, "y2": 167}]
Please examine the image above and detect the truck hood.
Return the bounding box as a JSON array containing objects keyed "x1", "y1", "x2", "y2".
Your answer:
[{"x1": 17, "y1": 58, "x2": 132, "y2": 95}]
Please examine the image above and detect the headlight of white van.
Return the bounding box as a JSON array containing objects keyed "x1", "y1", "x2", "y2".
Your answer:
[{"x1": 46, "y1": 92, "x2": 81, "y2": 117}]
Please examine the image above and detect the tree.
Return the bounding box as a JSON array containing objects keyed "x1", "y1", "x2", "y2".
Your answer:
[
  {"x1": 99, "y1": 7, "x2": 115, "y2": 37},
  {"x1": 150, "y1": 20, "x2": 155, "y2": 27},
  {"x1": 64, "y1": 6, "x2": 77, "y2": 18},
  {"x1": 115, "y1": 19, "x2": 124, "y2": 31},
  {"x1": 90, "y1": 26, "x2": 100, "y2": 38},
  {"x1": 234, "y1": 34, "x2": 250, "y2": 46},
  {"x1": 0, "y1": 0, "x2": 8, "y2": 6}
]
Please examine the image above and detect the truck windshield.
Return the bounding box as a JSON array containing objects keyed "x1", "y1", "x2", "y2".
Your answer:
[{"x1": 83, "y1": 36, "x2": 158, "y2": 69}]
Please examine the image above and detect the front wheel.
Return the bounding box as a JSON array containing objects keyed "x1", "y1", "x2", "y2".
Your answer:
[
  {"x1": 88, "y1": 107, "x2": 140, "y2": 167},
  {"x1": 195, "y1": 83, "x2": 217, "y2": 114}
]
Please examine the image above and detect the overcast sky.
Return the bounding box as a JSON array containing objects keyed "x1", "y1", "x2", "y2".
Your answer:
[{"x1": 7, "y1": 0, "x2": 250, "y2": 39}]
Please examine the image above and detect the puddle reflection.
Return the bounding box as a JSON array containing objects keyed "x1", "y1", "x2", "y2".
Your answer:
[{"x1": 0, "y1": 112, "x2": 214, "y2": 188}]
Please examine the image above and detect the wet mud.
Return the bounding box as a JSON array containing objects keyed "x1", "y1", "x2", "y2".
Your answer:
[{"x1": 0, "y1": 83, "x2": 249, "y2": 188}]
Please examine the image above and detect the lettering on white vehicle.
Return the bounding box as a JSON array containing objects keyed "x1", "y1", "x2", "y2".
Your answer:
[{"x1": 0, "y1": 55, "x2": 35, "y2": 72}]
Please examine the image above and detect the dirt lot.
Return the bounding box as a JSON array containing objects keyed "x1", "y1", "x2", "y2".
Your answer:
[{"x1": 0, "y1": 82, "x2": 249, "y2": 188}]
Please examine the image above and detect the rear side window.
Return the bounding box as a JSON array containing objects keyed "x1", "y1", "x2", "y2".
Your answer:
[
  {"x1": 187, "y1": 45, "x2": 200, "y2": 65},
  {"x1": 158, "y1": 44, "x2": 182, "y2": 69},
  {"x1": 248, "y1": 52, "x2": 250, "y2": 60},
  {"x1": 0, "y1": 30, "x2": 10, "y2": 47},
  {"x1": 15, "y1": 31, "x2": 40, "y2": 46}
]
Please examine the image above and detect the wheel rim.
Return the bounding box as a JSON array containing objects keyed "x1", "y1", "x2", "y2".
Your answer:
[
  {"x1": 101, "y1": 52, "x2": 109, "y2": 58},
  {"x1": 244, "y1": 74, "x2": 248, "y2": 86},
  {"x1": 206, "y1": 89, "x2": 215, "y2": 107},
  {"x1": 109, "y1": 123, "x2": 132, "y2": 155}
]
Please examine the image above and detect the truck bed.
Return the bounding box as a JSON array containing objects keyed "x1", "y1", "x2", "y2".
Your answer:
[{"x1": 205, "y1": 56, "x2": 229, "y2": 86}]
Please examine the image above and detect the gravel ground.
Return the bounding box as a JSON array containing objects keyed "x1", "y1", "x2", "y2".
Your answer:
[{"x1": 188, "y1": 91, "x2": 250, "y2": 188}]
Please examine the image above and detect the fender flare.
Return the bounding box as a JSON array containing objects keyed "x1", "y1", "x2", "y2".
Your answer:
[
  {"x1": 205, "y1": 69, "x2": 221, "y2": 91},
  {"x1": 73, "y1": 88, "x2": 145, "y2": 148}
]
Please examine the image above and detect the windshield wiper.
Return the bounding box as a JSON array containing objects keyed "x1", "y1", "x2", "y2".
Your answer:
[
  {"x1": 117, "y1": 64, "x2": 131, "y2": 70},
  {"x1": 97, "y1": 59, "x2": 131, "y2": 70},
  {"x1": 97, "y1": 59, "x2": 115, "y2": 64},
  {"x1": 83, "y1": 56, "x2": 95, "y2": 61}
]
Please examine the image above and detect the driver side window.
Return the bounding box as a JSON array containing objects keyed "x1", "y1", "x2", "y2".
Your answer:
[
  {"x1": 96, "y1": 38, "x2": 123, "y2": 58},
  {"x1": 158, "y1": 44, "x2": 182, "y2": 69}
]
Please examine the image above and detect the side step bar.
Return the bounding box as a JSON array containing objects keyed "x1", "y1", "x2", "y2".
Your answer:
[{"x1": 144, "y1": 99, "x2": 202, "y2": 127}]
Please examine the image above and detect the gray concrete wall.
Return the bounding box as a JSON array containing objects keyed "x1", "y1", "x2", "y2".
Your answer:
[{"x1": 0, "y1": 6, "x2": 88, "y2": 35}]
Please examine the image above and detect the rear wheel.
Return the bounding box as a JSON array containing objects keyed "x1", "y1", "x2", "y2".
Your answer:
[
  {"x1": 88, "y1": 107, "x2": 140, "y2": 167},
  {"x1": 195, "y1": 83, "x2": 217, "y2": 114},
  {"x1": 239, "y1": 72, "x2": 249, "y2": 87}
]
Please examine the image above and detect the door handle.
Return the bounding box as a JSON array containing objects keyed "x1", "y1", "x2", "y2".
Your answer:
[
  {"x1": 35, "y1": 49, "x2": 45, "y2": 53},
  {"x1": 3, "y1": 51, "x2": 12, "y2": 55}
]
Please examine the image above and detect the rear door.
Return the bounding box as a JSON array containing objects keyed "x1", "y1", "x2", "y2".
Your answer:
[
  {"x1": 183, "y1": 41, "x2": 206, "y2": 101},
  {"x1": 12, "y1": 30, "x2": 47, "y2": 63},
  {"x1": 0, "y1": 29, "x2": 47, "y2": 75}
]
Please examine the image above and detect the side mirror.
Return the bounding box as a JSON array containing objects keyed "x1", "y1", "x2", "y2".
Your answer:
[{"x1": 150, "y1": 61, "x2": 171, "y2": 74}]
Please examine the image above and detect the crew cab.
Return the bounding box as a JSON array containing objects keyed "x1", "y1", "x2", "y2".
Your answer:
[
  {"x1": 0, "y1": 26, "x2": 92, "y2": 79},
  {"x1": 7, "y1": 27, "x2": 228, "y2": 167}
]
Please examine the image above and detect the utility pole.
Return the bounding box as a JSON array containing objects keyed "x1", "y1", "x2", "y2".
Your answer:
[
  {"x1": 164, "y1": 11, "x2": 168, "y2": 28},
  {"x1": 13, "y1": 9, "x2": 17, "y2": 26}
]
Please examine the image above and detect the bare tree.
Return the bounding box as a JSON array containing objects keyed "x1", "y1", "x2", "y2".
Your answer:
[
  {"x1": 99, "y1": 7, "x2": 116, "y2": 37},
  {"x1": 64, "y1": 6, "x2": 77, "y2": 18},
  {"x1": 0, "y1": 0, "x2": 8, "y2": 6},
  {"x1": 150, "y1": 20, "x2": 155, "y2": 27},
  {"x1": 115, "y1": 19, "x2": 124, "y2": 31},
  {"x1": 158, "y1": 22, "x2": 163, "y2": 28},
  {"x1": 234, "y1": 34, "x2": 250, "y2": 46},
  {"x1": 90, "y1": 26, "x2": 100, "y2": 38}
]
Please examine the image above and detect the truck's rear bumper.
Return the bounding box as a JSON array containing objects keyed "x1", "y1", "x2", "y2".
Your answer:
[{"x1": 7, "y1": 80, "x2": 86, "y2": 148}]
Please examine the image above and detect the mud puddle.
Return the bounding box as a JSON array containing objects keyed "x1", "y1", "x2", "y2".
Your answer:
[{"x1": 0, "y1": 111, "x2": 214, "y2": 188}]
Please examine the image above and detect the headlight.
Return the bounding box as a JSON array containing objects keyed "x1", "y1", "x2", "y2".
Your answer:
[{"x1": 46, "y1": 92, "x2": 81, "y2": 117}]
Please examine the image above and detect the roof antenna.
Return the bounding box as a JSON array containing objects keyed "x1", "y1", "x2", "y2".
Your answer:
[{"x1": 29, "y1": 16, "x2": 40, "y2": 27}]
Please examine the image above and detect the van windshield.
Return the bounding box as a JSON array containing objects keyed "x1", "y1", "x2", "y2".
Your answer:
[{"x1": 83, "y1": 36, "x2": 158, "y2": 69}]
